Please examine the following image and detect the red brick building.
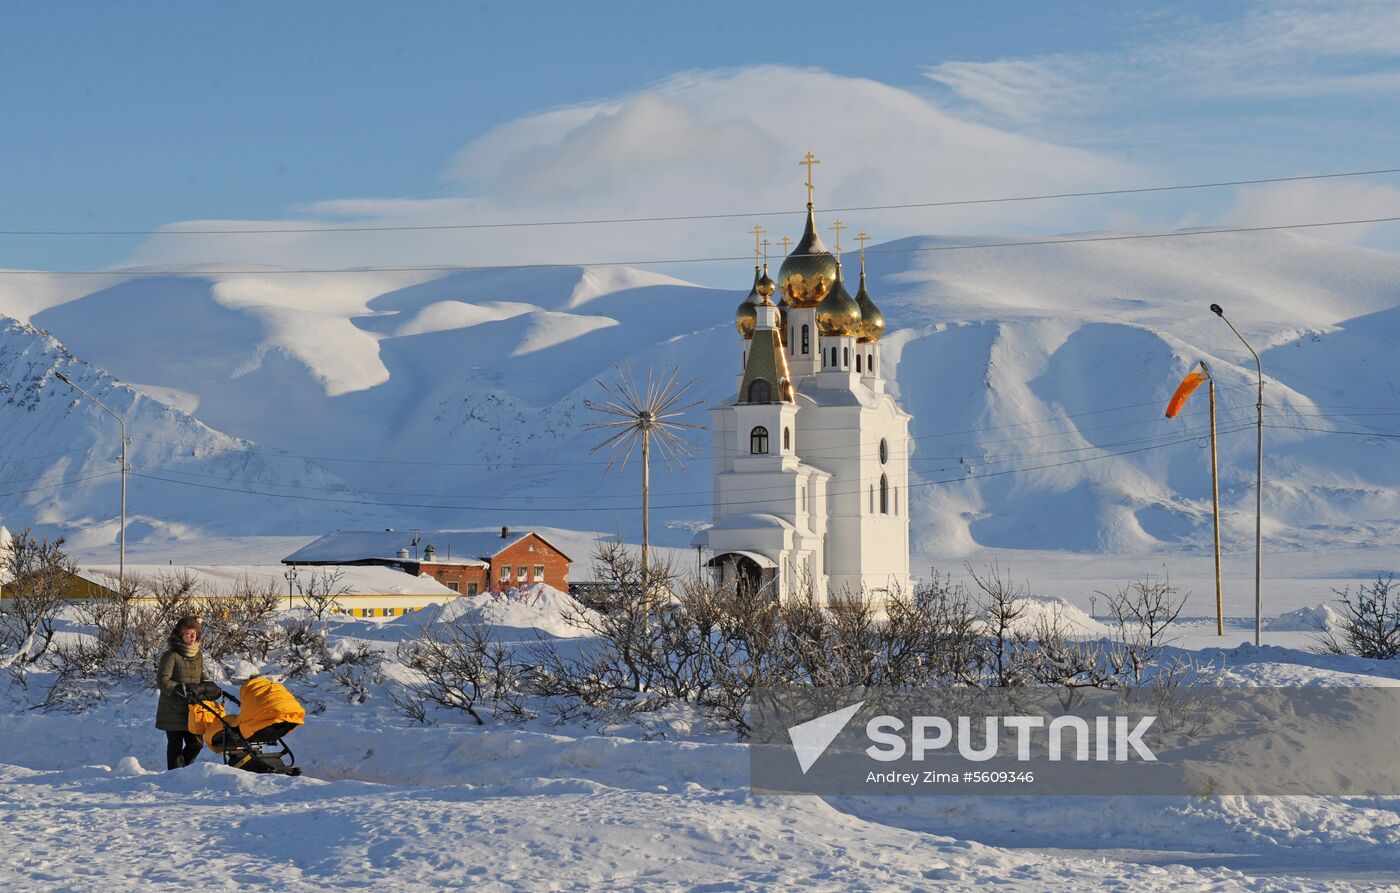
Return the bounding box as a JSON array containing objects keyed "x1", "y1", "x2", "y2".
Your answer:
[{"x1": 282, "y1": 527, "x2": 572, "y2": 595}]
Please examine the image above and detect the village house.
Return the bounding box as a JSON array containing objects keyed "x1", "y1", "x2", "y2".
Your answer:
[
  {"x1": 281, "y1": 527, "x2": 571, "y2": 596},
  {"x1": 71, "y1": 564, "x2": 461, "y2": 618}
]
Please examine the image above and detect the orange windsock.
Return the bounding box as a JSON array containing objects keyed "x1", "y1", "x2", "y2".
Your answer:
[{"x1": 1165, "y1": 369, "x2": 1208, "y2": 419}]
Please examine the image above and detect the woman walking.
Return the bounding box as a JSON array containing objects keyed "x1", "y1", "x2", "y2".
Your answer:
[{"x1": 155, "y1": 615, "x2": 209, "y2": 770}]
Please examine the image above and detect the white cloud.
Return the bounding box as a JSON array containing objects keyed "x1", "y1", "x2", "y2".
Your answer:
[
  {"x1": 1223, "y1": 180, "x2": 1400, "y2": 242},
  {"x1": 123, "y1": 66, "x2": 1138, "y2": 285},
  {"x1": 925, "y1": 1, "x2": 1400, "y2": 123}
]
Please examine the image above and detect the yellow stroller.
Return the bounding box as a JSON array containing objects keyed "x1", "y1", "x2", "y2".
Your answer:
[{"x1": 185, "y1": 678, "x2": 306, "y2": 776}]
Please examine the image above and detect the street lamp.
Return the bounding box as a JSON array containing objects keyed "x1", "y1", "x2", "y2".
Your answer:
[
  {"x1": 54, "y1": 371, "x2": 127, "y2": 592},
  {"x1": 1209, "y1": 304, "x2": 1263, "y2": 646}
]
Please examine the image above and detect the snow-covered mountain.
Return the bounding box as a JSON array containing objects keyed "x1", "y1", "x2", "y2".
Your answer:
[
  {"x1": 2, "y1": 227, "x2": 1399, "y2": 560},
  {"x1": 0, "y1": 317, "x2": 398, "y2": 551}
]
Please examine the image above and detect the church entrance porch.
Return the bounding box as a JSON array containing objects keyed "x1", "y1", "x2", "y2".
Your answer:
[{"x1": 707, "y1": 551, "x2": 778, "y2": 602}]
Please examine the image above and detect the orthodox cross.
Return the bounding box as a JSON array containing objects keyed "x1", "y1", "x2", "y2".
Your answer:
[
  {"x1": 800, "y1": 151, "x2": 820, "y2": 206},
  {"x1": 761, "y1": 238, "x2": 771, "y2": 264},
  {"x1": 829, "y1": 218, "x2": 846, "y2": 254},
  {"x1": 779, "y1": 235, "x2": 793, "y2": 256},
  {"x1": 855, "y1": 231, "x2": 871, "y2": 270},
  {"x1": 749, "y1": 224, "x2": 766, "y2": 262}
]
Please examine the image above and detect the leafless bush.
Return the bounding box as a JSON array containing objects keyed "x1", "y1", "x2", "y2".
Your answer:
[
  {"x1": 285, "y1": 567, "x2": 348, "y2": 621},
  {"x1": 201, "y1": 574, "x2": 284, "y2": 663},
  {"x1": 0, "y1": 529, "x2": 75, "y2": 674},
  {"x1": 1099, "y1": 576, "x2": 1188, "y2": 685},
  {"x1": 393, "y1": 615, "x2": 527, "y2": 724},
  {"x1": 330, "y1": 641, "x2": 383, "y2": 704},
  {"x1": 1316, "y1": 574, "x2": 1400, "y2": 659}
]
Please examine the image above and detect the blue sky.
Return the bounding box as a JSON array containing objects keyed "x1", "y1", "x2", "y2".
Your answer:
[{"x1": 3, "y1": 1, "x2": 1400, "y2": 282}]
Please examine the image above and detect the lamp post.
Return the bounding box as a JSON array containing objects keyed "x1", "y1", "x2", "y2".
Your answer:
[
  {"x1": 1209, "y1": 304, "x2": 1263, "y2": 645},
  {"x1": 55, "y1": 371, "x2": 126, "y2": 592}
]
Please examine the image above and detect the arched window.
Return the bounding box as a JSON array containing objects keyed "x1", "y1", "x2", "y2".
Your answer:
[
  {"x1": 750, "y1": 426, "x2": 769, "y2": 454},
  {"x1": 801, "y1": 325, "x2": 810, "y2": 355},
  {"x1": 831, "y1": 347, "x2": 838, "y2": 367},
  {"x1": 844, "y1": 346, "x2": 850, "y2": 368},
  {"x1": 879, "y1": 438, "x2": 888, "y2": 464},
  {"x1": 870, "y1": 354, "x2": 876, "y2": 375},
  {"x1": 856, "y1": 354, "x2": 862, "y2": 373},
  {"x1": 783, "y1": 427, "x2": 791, "y2": 451},
  {"x1": 880, "y1": 473, "x2": 889, "y2": 514},
  {"x1": 748, "y1": 378, "x2": 770, "y2": 403}
]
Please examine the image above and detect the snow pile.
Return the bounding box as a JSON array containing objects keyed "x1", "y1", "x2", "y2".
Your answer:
[
  {"x1": 1265, "y1": 602, "x2": 1347, "y2": 632},
  {"x1": 983, "y1": 595, "x2": 1115, "y2": 638},
  {"x1": 389, "y1": 584, "x2": 598, "y2": 638}
]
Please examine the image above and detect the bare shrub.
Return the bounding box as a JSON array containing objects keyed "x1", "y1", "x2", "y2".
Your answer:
[
  {"x1": 1100, "y1": 576, "x2": 1188, "y2": 685},
  {"x1": 282, "y1": 567, "x2": 349, "y2": 621},
  {"x1": 393, "y1": 615, "x2": 527, "y2": 724},
  {"x1": 330, "y1": 641, "x2": 383, "y2": 705},
  {"x1": 202, "y1": 573, "x2": 284, "y2": 663},
  {"x1": 1317, "y1": 574, "x2": 1400, "y2": 659},
  {"x1": 0, "y1": 529, "x2": 76, "y2": 673}
]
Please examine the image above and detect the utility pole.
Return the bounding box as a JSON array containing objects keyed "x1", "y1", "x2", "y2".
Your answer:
[
  {"x1": 56, "y1": 371, "x2": 126, "y2": 593},
  {"x1": 1210, "y1": 304, "x2": 1263, "y2": 645}
]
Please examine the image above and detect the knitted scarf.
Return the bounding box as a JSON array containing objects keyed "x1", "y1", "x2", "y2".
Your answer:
[{"x1": 176, "y1": 641, "x2": 200, "y2": 659}]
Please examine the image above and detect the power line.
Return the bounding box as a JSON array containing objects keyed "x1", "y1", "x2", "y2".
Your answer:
[
  {"x1": 5, "y1": 166, "x2": 1399, "y2": 236},
  {"x1": 0, "y1": 470, "x2": 117, "y2": 499},
  {"x1": 125, "y1": 414, "x2": 1253, "y2": 503},
  {"x1": 8, "y1": 214, "x2": 1400, "y2": 276},
  {"x1": 127, "y1": 426, "x2": 1246, "y2": 514}
]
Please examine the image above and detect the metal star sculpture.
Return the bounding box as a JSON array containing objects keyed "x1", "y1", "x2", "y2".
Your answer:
[{"x1": 585, "y1": 364, "x2": 704, "y2": 601}]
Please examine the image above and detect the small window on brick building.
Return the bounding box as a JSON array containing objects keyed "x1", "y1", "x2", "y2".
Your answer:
[
  {"x1": 500, "y1": 565, "x2": 511, "y2": 581},
  {"x1": 533, "y1": 565, "x2": 544, "y2": 581},
  {"x1": 467, "y1": 583, "x2": 479, "y2": 596},
  {"x1": 447, "y1": 582, "x2": 460, "y2": 592},
  {"x1": 517, "y1": 566, "x2": 528, "y2": 579}
]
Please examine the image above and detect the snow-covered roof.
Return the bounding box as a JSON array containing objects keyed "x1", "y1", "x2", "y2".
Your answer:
[
  {"x1": 80, "y1": 564, "x2": 458, "y2": 596},
  {"x1": 282, "y1": 529, "x2": 570, "y2": 565}
]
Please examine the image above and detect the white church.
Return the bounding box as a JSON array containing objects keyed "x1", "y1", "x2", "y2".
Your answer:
[{"x1": 693, "y1": 159, "x2": 912, "y2": 604}]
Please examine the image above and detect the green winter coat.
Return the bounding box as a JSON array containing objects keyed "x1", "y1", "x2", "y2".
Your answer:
[{"x1": 155, "y1": 643, "x2": 207, "y2": 731}]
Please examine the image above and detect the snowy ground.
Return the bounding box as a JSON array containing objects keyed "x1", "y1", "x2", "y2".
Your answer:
[{"x1": 5, "y1": 577, "x2": 1400, "y2": 890}]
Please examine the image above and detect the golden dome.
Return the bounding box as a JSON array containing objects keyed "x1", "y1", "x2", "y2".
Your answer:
[
  {"x1": 816, "y1": 260, "x2": 862, "y2": 337},
  {"x1": 756, "y1": 263, "x2": 776, "y2": 301},
  {"x1": 777, "y1": 206, "x2": 837, "y2": 308},
  {"x1": 854, "y1": 268, "x2": 885, "y2": 343},
  {"x1": 735, "y1": 266, "x2": 760, "y2": 339}
]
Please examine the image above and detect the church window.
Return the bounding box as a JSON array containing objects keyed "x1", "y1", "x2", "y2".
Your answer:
[
  {"x1": 844, "y1": 346, "x2": 849, "y2": 368},
  {"x1": 856, "y1": 354, "x2": 862, "y2": 373},
  {"x1": 783, "y1": 426, "x2": 791, "y2": 451},
  {"x1": 868, "y1": 353, "x2": 875, "y2": 374},
  {"x1": 801, "y1": 325, "x2": 810, "y2": 354},
  {"x1": 831, "y1": 347, "x2": 838, "y2": 367},
  {"x1": 879, "y1": 438, "x2": 888, "y2": 464},
  {"x1": 750, "y1": 426, "x2": 769, "y2": 454},
  {"x1": 880, "y1": 473, "x2": 889, "y2": 514},
  {"x1": 748, "y1": 379, "x2": 770, "y2": 403}
]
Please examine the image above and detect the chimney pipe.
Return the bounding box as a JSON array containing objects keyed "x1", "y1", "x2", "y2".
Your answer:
[{"x1": 501, "y1": 526, "x2": 509, "y2": 539}]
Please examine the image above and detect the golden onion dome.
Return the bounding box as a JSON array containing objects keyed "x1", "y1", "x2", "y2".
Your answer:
[
  {"x1": 816, "y1": 260, "x2": 862, "y2": 337},
  {"x1": 777, "y1": 206, "x2": 837, "y2": 309},
  {"x1": 756, "y1": 263, "x2": 776, "y2": 301},
  {"x1": 735, "y1": 266, "x2": 760, "y2": 339},
  {"x1": 854, "y1": 268, "x2": 885, "y2": 343}
]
